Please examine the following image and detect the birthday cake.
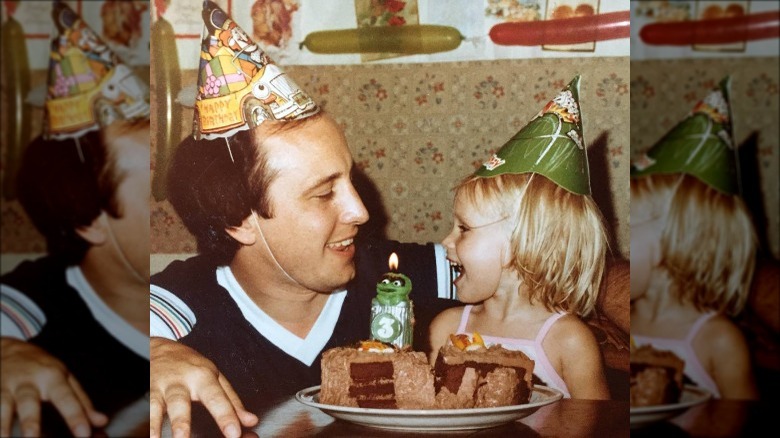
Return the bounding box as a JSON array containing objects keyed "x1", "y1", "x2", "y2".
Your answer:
[
  {"x1": 320, "y1": 335, "x2": 535, "y2": 410},
  {"x1": 319, "y1": 341, "x2": 436, "y2": 409},
  {"x1": 434, "y1": 334, "x2": 535, "y2": 408},
  {"x1": 630, "y1": 344, "x2": 685, "y2": 407},
  {"x1": 320, "y1": 256, "x2": 535, "y2": 409}
]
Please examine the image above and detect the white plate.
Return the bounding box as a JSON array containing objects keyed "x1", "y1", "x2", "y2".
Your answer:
[
  {"x1": 629, "y1": 385, "x2": 712, "y2": 429},
  {"x1": 295, "y1": 384, "x2": 563, "y2": 431}
]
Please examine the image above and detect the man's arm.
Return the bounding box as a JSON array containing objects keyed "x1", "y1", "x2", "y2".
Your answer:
[
  {"x1": 600, "y1": 258, "x2": 630, "y2": 335},
  {"x1": 586, "y1": 258, "x2": 630, "y2": 373},
  {"x1": 1, "y1": 284, "x2": 106, "y2": 437}
]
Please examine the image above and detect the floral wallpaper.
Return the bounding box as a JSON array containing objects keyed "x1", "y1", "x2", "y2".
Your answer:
[
  {"x1": 149, "y1": 57, "x2": 632, "y2": 257},
  {"x1": 6, "y1": 57, "x2": 776, "y2": 261},
  {"x1": 630, "y1": 57, "x2": 780, "y2": 260},
  {"x1": 1, "y1": 58, "x2": 633, "y2": 258}
]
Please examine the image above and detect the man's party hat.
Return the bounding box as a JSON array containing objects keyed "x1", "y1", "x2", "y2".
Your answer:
[
  {"x1": 474, "y1": 75, "x2": 591, "y2": 195},
  {"x1": 193, "y1": 0, "x2": 318, "y2": 140},
  {"x1": 631, "y1": 77, "x2": 739, "y2": 195},
  {"x1": 44, "y1": 1, "x2": 149, "y2": 140}
]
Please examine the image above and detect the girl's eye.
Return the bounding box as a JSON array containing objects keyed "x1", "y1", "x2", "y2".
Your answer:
[{"x1": 458, "y1": 225, "x2": 470, "y2": 233}]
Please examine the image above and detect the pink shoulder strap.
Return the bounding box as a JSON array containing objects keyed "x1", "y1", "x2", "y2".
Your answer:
[
  {"x1": 455, "y1": 305, "x2": 473, "y2": 333},
  {"x1": 685, "y1": 311, "x2": 718, "y2": 343},
  {"x1": 535, "y1": 312, "x2": 567, "y2": 343}
]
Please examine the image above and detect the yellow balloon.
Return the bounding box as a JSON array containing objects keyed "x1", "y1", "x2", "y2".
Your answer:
[{"x1": 301, "y1": 24, "x2": 463, "y2": 54}]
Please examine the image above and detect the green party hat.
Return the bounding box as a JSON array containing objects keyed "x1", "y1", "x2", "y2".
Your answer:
[
  {"x1": 474, "y1": 75, "x2": 590, "y2": 195},
  {"x1": 44, "y1": 1, "x2": 149, "y2": 140},
  {"x1": 193, "y1": 0, "x2": 318, "y2": 140},
  {"x1": 631, "y1": 77, "x2": 739, "y2": 195}
]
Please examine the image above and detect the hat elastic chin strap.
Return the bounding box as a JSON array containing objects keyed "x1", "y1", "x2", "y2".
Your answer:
[
  {"x1": 226, "y1": 140, "x2": 301, "y2": 287},
  {"x1": 75, "y1": 137, "x2": 85, "y2": 163},
  {"x1": 662, "y1": 174, "x2": 685, "y2": 220},
  {"x1": 99, "y1": 212, "x2": 146, "y2": 284},
  {"x1": 250, "y1": 210, "x2": 302, "y2": 287}
]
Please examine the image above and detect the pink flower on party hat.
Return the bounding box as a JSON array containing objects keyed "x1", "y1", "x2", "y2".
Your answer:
[
  {"x1": 633, "y1": 153, "x2": 657, "y2": 172},
  {"x1": 483, "y1": 154, "x2": 506, "y2": 171}
]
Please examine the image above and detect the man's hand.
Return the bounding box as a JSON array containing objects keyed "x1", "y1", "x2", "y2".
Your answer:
[
  {"x1": 149, "y1": 337, "x2": 258, "y2": 438},
  {"x1": 0, "y1": 337, "x2": 107, "y2": 437}
]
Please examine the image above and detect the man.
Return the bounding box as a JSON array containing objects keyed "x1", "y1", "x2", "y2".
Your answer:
[
  {"x1": 150, "y1": 109, "x2": 457, "y2": 432},
  {"x1": 0, "y1": 3, "x2": 150, "y2": 437},
  {"x1": 149, "y1": 4, "x2": 458, "y2": 437}
]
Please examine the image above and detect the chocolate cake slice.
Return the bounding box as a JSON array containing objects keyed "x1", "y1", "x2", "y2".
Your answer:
[
  {"x1": 630, "y1": 344, "x2": 685, "y2": 407},
  {"x1": 320, "y1": 342, "x2": 436, "y2": 409},
  {"x1": 434, "y1": 344, "x2": 535, "y2": 408}
]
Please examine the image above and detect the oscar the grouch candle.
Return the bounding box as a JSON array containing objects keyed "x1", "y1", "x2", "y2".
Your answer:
[{"x1": 370, "y1": 253, "x2": 414, "y2": 348}]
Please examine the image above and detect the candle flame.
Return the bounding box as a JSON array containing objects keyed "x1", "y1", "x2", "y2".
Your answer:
[{"x1": 388, "y1": 252, "x2": 398, "y2": 270}]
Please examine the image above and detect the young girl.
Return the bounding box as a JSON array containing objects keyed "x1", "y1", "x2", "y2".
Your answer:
[
  {"x1": 630, "y1": 77, "x2": 758, "y2": 400},
  {"x1": 429, "y1": 76, "x2": 610, "y2": 400}
]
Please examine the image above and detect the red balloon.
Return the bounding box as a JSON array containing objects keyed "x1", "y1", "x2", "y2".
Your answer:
[
  {"x1": 489, "y1": 10, "x2": 630, "y2": 46},
  {"x1": 639, "y1": 10, "x2": 780, "y2": 45}
]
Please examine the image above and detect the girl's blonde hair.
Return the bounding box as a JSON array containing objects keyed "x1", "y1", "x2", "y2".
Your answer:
[
  {"x1": 631, "y1": 174, "x2": 756, "y2": 315},
  {"x1": 455, "y1": 173, "x2": 607, "y2": 316}
]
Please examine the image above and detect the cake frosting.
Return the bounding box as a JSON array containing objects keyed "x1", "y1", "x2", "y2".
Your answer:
[
  {"x1": 434, "y1": 341, "x2": 534, "y2": 408},
  {"x1": 630, "y1": 343, "x2": 685, "y2": 407},
  {"x1": 320, "y1": 335, "x2": 535, "y2": 410},
  {"x1": 320, "y1": 341, "x2": 435, "y2": 409}
]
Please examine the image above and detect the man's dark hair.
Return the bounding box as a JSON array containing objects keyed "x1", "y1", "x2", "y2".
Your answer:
[
  {"x1": 168, "y1": 113, "x2": 323, "y2": 265},
  {"x1": 17, "y1": 131, "x2": 120, "y2": 265}
]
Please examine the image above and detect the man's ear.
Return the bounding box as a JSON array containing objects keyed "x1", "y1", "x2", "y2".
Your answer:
[
  {"x1": 75, "y1": 212, "x2": 108, "y2": 246},
  {"x1": 226, "y1": 215, "x2": 258, "y2": 246}
]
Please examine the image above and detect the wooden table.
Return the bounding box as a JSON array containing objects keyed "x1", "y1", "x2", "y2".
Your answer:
[
  {"x1": 180, "y1": 398, "x2": 631, "y2": 437},
  {"x1": 17, "y1": 395, "x2": 149, "y2": 437},
  {"x1": 631, "y1": 399, "x2": 774, "y2": 437},
  {"x1": 163, "y1": 397, "x2": 776, "y2": 437}
]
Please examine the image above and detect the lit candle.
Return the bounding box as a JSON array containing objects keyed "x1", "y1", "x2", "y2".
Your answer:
[{"x1": 370, "y1": 252, "x2": 414, "y2": 348}]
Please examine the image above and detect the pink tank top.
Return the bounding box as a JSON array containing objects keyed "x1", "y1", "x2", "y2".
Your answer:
[
  {"x1": 632, "y1": 312, "x2": 721, "y2": 399},
  {"x1": 455, "y1": 305, "x2": 571, "y2": 398}
]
